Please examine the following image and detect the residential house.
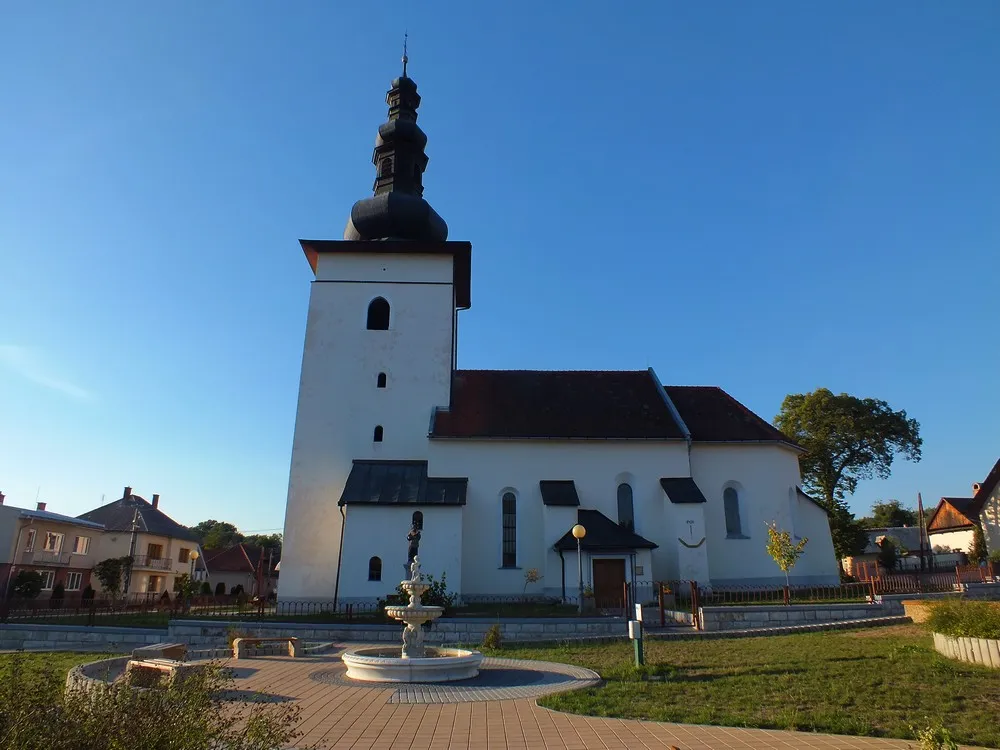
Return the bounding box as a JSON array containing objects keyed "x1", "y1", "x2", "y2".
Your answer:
[
  {"x1": 0, "y1": 493, "x2": 104, "y2": 599},
  {"x1": 204, "y1": 543, "x2": 279, "y2": 597},
  {"x1": 927, "y1": 458, "x2": 1000, "y2": 556},
  {"x1": 78, "y1": 487, "x2": 203, "y2": 596},
  {"x1": 843, "y1": 526, "x2": 963, "y2": 576}
]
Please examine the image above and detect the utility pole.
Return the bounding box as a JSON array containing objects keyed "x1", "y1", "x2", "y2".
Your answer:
[
  {"x1": 123, "y1": 508, "x2": 140, "y2": 598},
  {"x1": 917, "y1": 493, "x2": 928, "y2": 572}
]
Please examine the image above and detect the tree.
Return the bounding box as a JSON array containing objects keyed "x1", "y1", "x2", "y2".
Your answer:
[
  {"x1": 765, "y1": 522, "x2": 809, "y2": 591},
  {"x1": 173, "y1": 573, "x2": 197, "y2": 600},
  {"x1": 10, "y1": 570, "x2": 44, "y2": 599},
  {"x1": 191, "y1": 520, "x2": 244, "y2": 550},
  {"x1": 860, "y1": 499, "x2": 919, "y2": 529},
  {"x1": 93, "y1": 556, "x2": 132, "y2": 600},
  {"x1": 876, "y1": 535, "x2": 903, "y2": 571},
  {"x1": 243, "y1": 533, "x2": 282, "y2": 550},
  {"x1": 775, "y1": 389, "x2": 922, "y2": 561},
  {"x1": 969, "y1": 523, "x2": 989, "y2": 565}
]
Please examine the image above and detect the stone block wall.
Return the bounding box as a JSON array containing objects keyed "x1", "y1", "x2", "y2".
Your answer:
[
  {"x1": 0, "y1": 623, "x2": 168, "y2": 652},
  {"x1": 698, "y1": 603, "x2": 887, "y2": 632}
]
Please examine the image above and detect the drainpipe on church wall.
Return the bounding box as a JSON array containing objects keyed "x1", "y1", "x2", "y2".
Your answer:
[{"x1": 333, "y1": 505, "x2": 346, "y2": 608}]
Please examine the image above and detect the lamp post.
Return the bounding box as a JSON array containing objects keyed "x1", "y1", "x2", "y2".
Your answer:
[
  {"x1": 572, "y1": 524, "x2": 586, "y2": 614},
  {"x1": 189, "y1": 550, "x2": 199, "y2": 581}
]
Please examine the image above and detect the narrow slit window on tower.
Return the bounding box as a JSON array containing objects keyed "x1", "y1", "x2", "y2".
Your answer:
[
  {"x1": 501, "y1": 492, "x2": 517, "y2": 568},
  {"x1": 617, "y1": 483, "x2": 635, "y2": 532},
  {"x1": 367, "y1": 297, "x2": 390, "y2": 330},
  {"x1": 373, "y1": 425, "x2": 384, "y2": 443},
  {"x1": 380, "y1": 157, "x2": 393, "y2": 177},
  {"x1": 412, "y1": 511, "x2": 423, "y2": 531},
  {"x1": 377, "y1": 372, "x2": 387, "y2": 388},
  {"x1": 368, "y1": 556, "x2": 382, "y2": 581}
]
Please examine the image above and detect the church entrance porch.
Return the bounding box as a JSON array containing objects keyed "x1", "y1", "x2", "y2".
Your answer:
[{"x1": 592, "y1": 558, "x2": 626, "y2": 610}]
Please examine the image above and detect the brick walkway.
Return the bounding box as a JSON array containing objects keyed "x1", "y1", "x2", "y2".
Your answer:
[{"x1": 225, "y1": 650, "x2": 949, "y2": 749}]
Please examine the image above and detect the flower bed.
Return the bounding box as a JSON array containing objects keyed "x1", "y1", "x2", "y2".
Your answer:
[{"x1": 926, "y1": 599, "x2": 1000, "y2": 669}]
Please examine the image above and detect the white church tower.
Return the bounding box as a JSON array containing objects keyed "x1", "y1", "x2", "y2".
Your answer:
[{"x1": 279, "y1": 60, "x2": 471, "y2": 601}]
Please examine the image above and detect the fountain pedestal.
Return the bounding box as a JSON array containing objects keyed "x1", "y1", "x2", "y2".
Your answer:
[{"x1": 342, "y1": 557, "x2": 483, "y2": 683}]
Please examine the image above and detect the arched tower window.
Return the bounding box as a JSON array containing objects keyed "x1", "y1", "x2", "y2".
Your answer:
[
  {"x1": 412, "y1": 511, "x2": 423, "y2": 530},
  {"x1": 377, "y1": 372, "x2": 387, "y2": 388},
  {"x1": 368, "y1": 556, "x2": 382, "y2": 581},
  {"x1": 724, "y1": 487, "x2": 743, "y2": 537},
  {"x1": 379, "y1": 157, "x2": 393, "y2": 177},
  {"x1": 617, "y1": 483, "x2": 634, "y2": 532},
  {"x1": 373, "y1": 425, "x2": 384, "y2": 442},
  {"x1": 501, "y1": 492, "x2": 517, "y2": 568},
  {"x1": 366, "y1": 297, "x2": 390, "y2": 330}
]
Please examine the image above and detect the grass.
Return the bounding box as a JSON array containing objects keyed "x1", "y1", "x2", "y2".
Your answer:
[
  {"x1": 0, "y1": 651, "x2": 112, "y2": 679},
  {"x1": 490, "y1": 624, "x2": 1000, "y2": 747}
]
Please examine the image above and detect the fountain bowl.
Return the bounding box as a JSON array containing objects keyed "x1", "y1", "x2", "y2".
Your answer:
[
  {"x1": 383, "y1": 604, "x2": 444, "y2": 625},
  {"x1": 342, "y1": 646, "x2": 484, "y2": 683}
]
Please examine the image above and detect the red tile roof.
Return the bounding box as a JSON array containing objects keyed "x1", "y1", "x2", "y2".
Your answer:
[
  {"x1": 430, "y1": 370, "x2": 795, "y2": 446},
  {"x1": 205, "y1": 544, "x2": 278, "y2": 574}
]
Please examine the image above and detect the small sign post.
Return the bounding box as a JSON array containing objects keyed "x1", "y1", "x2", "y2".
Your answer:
[{"x1": 629, "y1": 603, "x2": 645, "y2": 666}]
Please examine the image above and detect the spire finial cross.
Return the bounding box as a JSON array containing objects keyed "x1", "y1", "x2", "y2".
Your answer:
[{"x1": 402, "y1": 32, "x2": 409, "y2": 77}]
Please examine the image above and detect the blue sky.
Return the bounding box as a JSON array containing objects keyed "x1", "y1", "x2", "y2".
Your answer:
[{"x1": 1, "y1": 1, "x2": 997, "y2": 533}]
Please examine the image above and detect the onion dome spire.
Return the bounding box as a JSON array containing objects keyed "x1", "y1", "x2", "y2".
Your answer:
[{"x1": 344, "y1": 44, "x2": 448, "y2": 242}]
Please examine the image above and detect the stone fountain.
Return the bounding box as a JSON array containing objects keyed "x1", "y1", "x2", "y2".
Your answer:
[{"x1": 341, "y1": 526, "x2": 483, "y2": 682}]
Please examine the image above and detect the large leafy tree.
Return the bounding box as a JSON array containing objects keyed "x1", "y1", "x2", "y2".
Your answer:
[
  {"x1": 191, "y1": 520, "x2": 244, "y2": 550},
  {"x1": 859, "y1": 499, "x2": 919, "y2": 529},
  {"x1": 775, "y1": 389, "x2": 922, "y2": 561}
]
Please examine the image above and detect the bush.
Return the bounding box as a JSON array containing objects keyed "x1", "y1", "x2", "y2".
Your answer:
[
  {"x1": 215, "y1": 581, "x2": 226, "y2": 596},
  {"x1": 81, "y1": 585, "x2": 95, "y2": 601},
  {"x1": 231, "y1": 584, "x2": 244, "y2": 596},
  {"x1": 10, "y1": 571, "x2": 43, "y2": 599},
  {"x1": 927, "y1": 599, "x2": 1000, "y2": 639},
  {"x1": 50, "y1": 582, "x2": 65, "y2": 608},
  {"x1": 913, "y1": 722, "x2": 959, "y2": 750},
  {"x1": 200, "y1": 581, "x2": 212, "y2": 595},
  {"x1": 989, "y1": 550, "x2": 1000, "y2": 565},
  {"x1": 481, "y1": 624, "x2": 502, "y2": 650},
  {"x1": 0, "y1": 651, "x2": 303, "y2": 749}
]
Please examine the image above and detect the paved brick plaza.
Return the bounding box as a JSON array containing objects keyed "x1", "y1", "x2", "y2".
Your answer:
[{"x1": 225, "y1": 648, "x2": 954, "y2": 749}]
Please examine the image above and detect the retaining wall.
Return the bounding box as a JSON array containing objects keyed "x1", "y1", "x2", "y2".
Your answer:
[
  {"x1": 0, "y1": 623, "x2": 168, "y2": 652},
  {"x1": 933, "y1": 632, "x2": 1000, "y2": 668},
  {"x1": 698, "y1": 603, "x2": 887, "y2": 631}
]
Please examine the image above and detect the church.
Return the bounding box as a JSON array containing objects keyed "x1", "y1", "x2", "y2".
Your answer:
[{"x1": 278, "y1": 62, "x2": 839, "y2": 604}]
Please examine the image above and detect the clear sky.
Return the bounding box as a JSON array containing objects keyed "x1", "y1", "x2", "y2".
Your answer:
[{"x1": 1, "y1": 1, "x2": 997, "y2": 534}]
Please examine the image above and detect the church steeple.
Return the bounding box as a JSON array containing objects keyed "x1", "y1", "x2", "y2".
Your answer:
[{"x1": 344, "y1": 48, "x2": 448, "y2": 242}]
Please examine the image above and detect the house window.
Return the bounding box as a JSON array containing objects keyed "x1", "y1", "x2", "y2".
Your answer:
[
  {"x1": 724, "y1": 487, "x2": 743, "y2": 537},
  {"x1": 43, "y1": 532, "x2": 64, "y2": 553},
  {"x1": 617, "y1": 483, "x2": 634, "y2": 532},
  {"x1": 146, "y1": 575, "x2": 163, "y2": 593},
  {"x1": 501, "y1": 492, "x2": 517, "y2": 568},
  {"x1": 147, "y1": 543, "x2": 163, "y2": 559},
  {"x1": 40, "y1": 570, "x2": 55, "y2": 590},
  {"x1": 377, "y1": 372, "x2": 387, "y2": 388},
  {"x1": 366, "y1": 297, "x2": 390, "y2": 330},
  {"x1": 373, "y1": 425, "x2": 384, "y2": 442},
  {"x1": 368, "y1": 556, "x2": 382, "y2": 581},
  {"x1": 72, "y1": 536, "x2": 91, "y2": 555},
  {"x1": 412, "y1": 511, "x2": 423, "y2": 531},
  {"x1": 66, "y1": 572, "x2": 83, "y2": 591},
  {"x1": 178, "y1": 548, "x2": 190, "y2": 564},
  {"x1": 24, "y1": 529, "x2": 36, "y2": 552}
]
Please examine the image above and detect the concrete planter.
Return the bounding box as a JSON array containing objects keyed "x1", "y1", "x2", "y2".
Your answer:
[{"x1": 932, "y1": 632, "x2": 1000, "y2": 669}]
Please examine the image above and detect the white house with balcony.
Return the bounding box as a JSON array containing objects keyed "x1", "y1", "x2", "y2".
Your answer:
[{"x1": 278, "y1": 67, "x2": 840, "y2": 606}]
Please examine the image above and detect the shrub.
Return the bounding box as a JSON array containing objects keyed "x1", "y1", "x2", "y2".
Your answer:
[
  {"x1": 989, "y1": 550, "x2": 1000, "y2": 565},
  {"x1": 0, "y1": 651, "x2": 303, "y2": 749},
  {"x1": 226, "y1": 626, "x2": 250, "y2": 647},
  {"x1": 926, "y1": 599, "x2": 1000, "y2": 639},
  {"x1": 912, "y1": 722, "x2": 959, "y2": 750},
  {"x1": 10, "y1": 570, "x2": 43, "y2": 599},
  {"x1": 200, "y1": 581, "x2": 213, "y2": 595},
  {"x1": 50, "y1": 582, "x2": 65, "y2": 608},
  {"x1": 81, "y1": 585, "x2": 95, "y2": 601},
  {"x1": 215, "y1": 581, "x2": 226, "y2": 596},
  {"x1": 231, "y1": 584, "x2": 244, "y2": 596},
  {"x1": 481, "y1": 624, "x2": 502, "y2": 650}
]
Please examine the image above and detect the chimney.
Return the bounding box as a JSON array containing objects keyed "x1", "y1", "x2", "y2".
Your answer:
[
  {"x1": 973, "y1": 483, "x2": 982, "y2": 495},
  {"x1": 37, "y1": 501, "x2": 46, "y2": 511},
  {"x1": 152, "y1": 494, "x2": 160, "y2": 510},
  {"x1": 0, "y1": 491, "x2": 5, "y2": 505},
  {"x1": 124, "y1": 486, "x2": 132, "y2": 499}
]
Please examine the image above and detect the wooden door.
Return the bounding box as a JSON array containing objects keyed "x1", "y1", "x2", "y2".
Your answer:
[{"x1": 592, "y1": 558, "x2": 626, "y2": 610}]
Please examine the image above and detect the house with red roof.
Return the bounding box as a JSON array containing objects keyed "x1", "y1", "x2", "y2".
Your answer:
[
  {"x1": 204, "y1": 543, "x2": 278, "y2": 598},
  {"x1": 277, "y1": 67, "x2": 840, "y2": 604}
]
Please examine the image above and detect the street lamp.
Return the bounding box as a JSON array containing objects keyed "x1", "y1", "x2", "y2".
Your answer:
[
  {"x1": 189, "y1": 550, "x2": 199, "y2": 581},
  {"x1": 572, "y1": 524, "x2": 586, "y2": 614}
]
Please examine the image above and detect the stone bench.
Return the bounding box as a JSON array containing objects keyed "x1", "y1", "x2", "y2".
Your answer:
[
  {"x1": 125, "y1": 658, "x2": 197, "y2": 685},
  {"x1": 232, "y1": 636, "x2": 301, "y2": 659},
  {"x1": 132, "y1": 642, "x2": 188, "y2": 661}
]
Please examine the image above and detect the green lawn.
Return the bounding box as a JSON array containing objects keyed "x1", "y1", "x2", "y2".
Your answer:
[
  {"x1": 0, "y1": 651, "x2": 113, "y2": 678},
  {"x1": 491, "y1": 624, "x2": 1000, "y2": 748}
]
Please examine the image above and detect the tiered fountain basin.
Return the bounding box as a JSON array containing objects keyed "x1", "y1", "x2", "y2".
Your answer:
[
  {"x1": 341, "y1": 561, "x2": 484, "y2": 683},
  {"x1": 342, "y1": 646, "x2": 483, "y2": 682}
]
